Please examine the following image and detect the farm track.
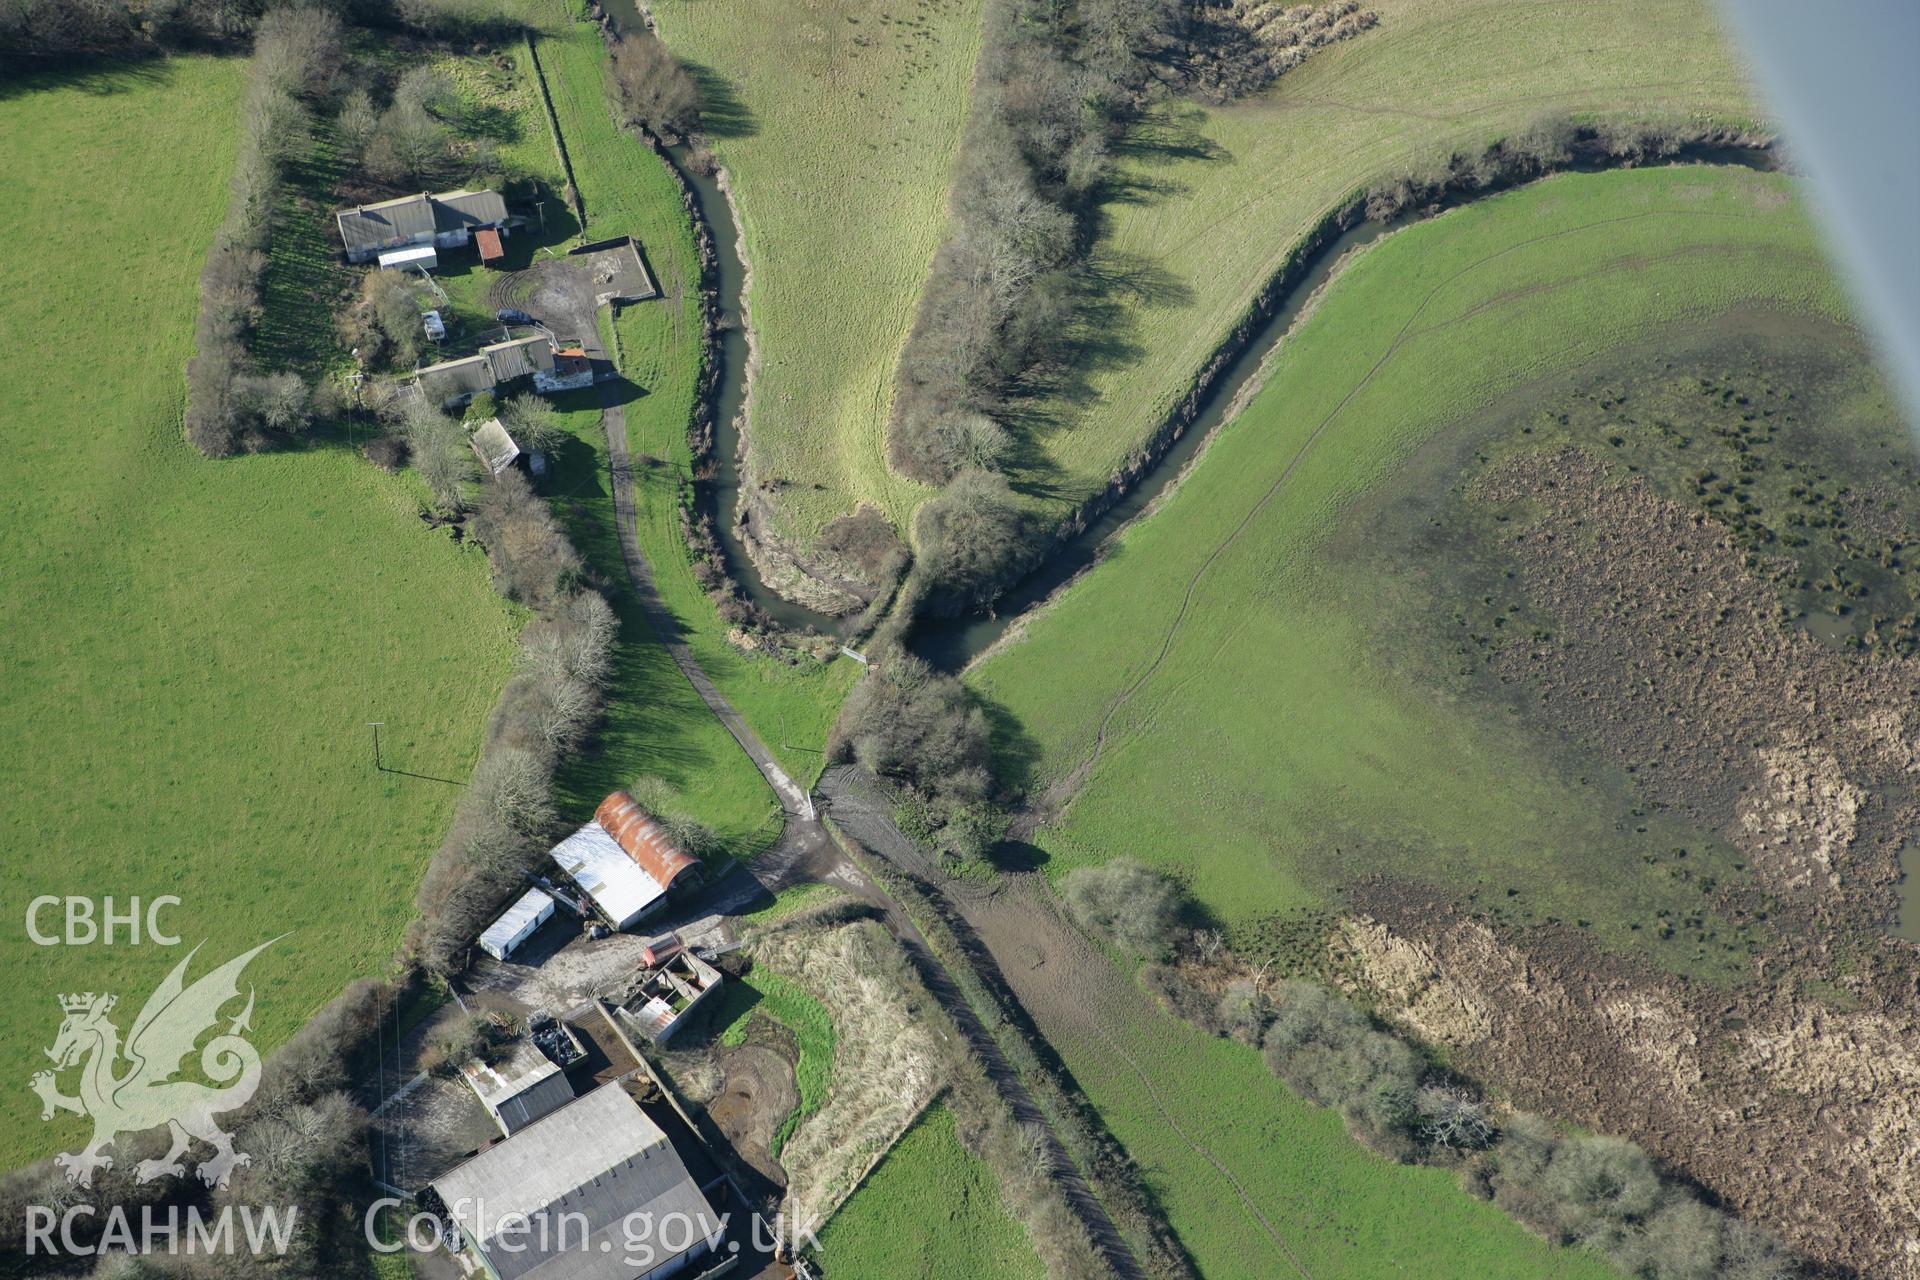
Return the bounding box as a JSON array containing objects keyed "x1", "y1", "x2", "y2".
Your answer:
[
  {"x1": 577, "y1": 311, "x2": 1150, "y2": 1279},
  {"x1": 821, "y1": 765, "x2": 1315, "y2": 1278},
  {"x1": 1046, "y1": 206, "x2": 1773, "y2": 814}
]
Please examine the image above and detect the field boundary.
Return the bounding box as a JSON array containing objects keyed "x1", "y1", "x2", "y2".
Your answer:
[
  {"x1": 822, "y1": 785, "x2": 1195, "y2": 1280},
  {"x1": 916, "y1": 132, "x2": 1777, "y2": 666},
  {"x1": 525, "y1": 31, "x2": 587, "y2": 230}
]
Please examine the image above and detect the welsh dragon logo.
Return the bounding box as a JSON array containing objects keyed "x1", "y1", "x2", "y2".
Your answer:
[{"x1": 31, "y1": 940, "x2": 276, "y2": 1188}]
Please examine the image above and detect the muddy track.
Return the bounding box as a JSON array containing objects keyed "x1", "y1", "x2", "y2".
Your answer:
[
  {"x1": 821, "y1": 765, "x2": 1328, "y2": 1276},
  {"x1": 583, "y1": 333, "x2": 1148, "y2": 1278},
  {"x1": 1047, "y1": 207, "x2": 1773, "y2": 814}
]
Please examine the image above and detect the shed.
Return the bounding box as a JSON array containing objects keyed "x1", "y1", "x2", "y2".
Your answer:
[
  {"x1": 625, "y1": 952, "x2": 723, "y2": 1046},
  {"x1": 478, "y1": 887, "x2": 553, "y2": 962},
  {"x1": 430, "y1": 1083, "x2": 723, "y2": 1280},
  {"x1": 549, "y1": 822, "x2": 666, "y2": 930},
  {"x1": 378, "y1": 244, "x2": 438, "y2": 272},
  {"x1": 475, "y1": 226, "x2": 505, "y2": 265},
  {"x1": 595, "y1": 791, "x2": 702, "y2": 896},
  {"x1": 462, "y1": 1041, "x2": 574, "y2": 1136},
  {"x1": 469, "y1": 418, "x2": 522, "y2": 478}
]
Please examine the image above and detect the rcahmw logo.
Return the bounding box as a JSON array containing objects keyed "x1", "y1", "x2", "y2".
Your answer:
[
  {"x1": 26, "y1": 1203, "x2": 298, "y2": 1258},
  {"x1": 31, "y1": 937, "x2": 279, "y2": 1188}
]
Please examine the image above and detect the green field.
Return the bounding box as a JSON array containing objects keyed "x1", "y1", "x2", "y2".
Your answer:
[
  {"x1": 650, "y1": 0, "x2": 981, "y2": 541},
  {"x1": 1031, "y1": 967, "x2": 1619, "y2": 1280},
  {"x1": 970, "y1": 166, "x2": 1848, "y2": 971},
  {"x1": 541, "y1": 391, "x2": 784, "y2": 845},
  {"x1": 529, "y1": 0, "x2": 856, "y2": 784},
  {"x1": 995, "y1": 0, "x2": 1760, "y2": 518},
  {"x1": 0, "y1": 59, "x2": 521, "y2": 1165},
  {"x1": 814, "y1": 1103, "x2": 1043, "y2": 1280}
]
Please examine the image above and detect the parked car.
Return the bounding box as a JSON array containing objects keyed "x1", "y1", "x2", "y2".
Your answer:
[{"x1": 495, "y1": 308, "x2": 535, "y2": 325}]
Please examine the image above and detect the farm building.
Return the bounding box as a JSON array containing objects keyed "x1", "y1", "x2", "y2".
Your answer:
[
  {"x1": 624, "y1": 952, "x2": 723, "y2": 1046},
  {"x1": 334, "y1": 188, "x2": 508, "y2": 264},
  {"x1": 546, "y1": 793, "x2": 705, "y2": 932},
  {"x1": 430, "y1": 1082, "x2": 723, "y2": 1280},
  {"x1": 475, "y1": 226, "x2": 506, "y2": 266},
  {"x1": 379, "y1": 244, "x2": 439, "y2": 273},
  {"x1": 478, "y1": 887, "x2": 552, "y2": 961},
  {"x1": 595, "y1": 791, "x2": 703, "y2": 897},
  {"x1": 462, "y1": 1040, "x2": 574, "y2": 1137},
  {"x1": 549, "y1": 822, "x2": 666, "y2": 930},
  {"x1": 469, "y1": 418, "x2": 522, "y2": 478},
  {"x1": 414, "y1": 335, "x2": 592, "y2": 408}
]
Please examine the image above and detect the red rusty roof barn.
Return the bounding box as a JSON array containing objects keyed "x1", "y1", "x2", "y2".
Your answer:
[
  {"x1": 595, "y1": 791, "x2": 701, "y2": 894},
  {"x1": 474, "y1": 226, "x2": 505, "y2": 265}
]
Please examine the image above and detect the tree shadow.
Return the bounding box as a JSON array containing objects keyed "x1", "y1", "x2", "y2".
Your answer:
[
  {"x1": 1111, "y1": 103, "x2": 1231, "y2": 167},
  {"x1": 0, "y1": 55, "x2": 173, "y2": 104},
  {"x1": 451, "y1": 100, "x2": 525, "y2": 149},
  {"x1": 684, "y1": 60, "x2": 757, "y2": 140},
  {"x1": 979, "y1": 688, "x2": 1045, "y2": 799},
  {"x1": 988, "y1": 247, "x2": 1196, "y2": 498}
]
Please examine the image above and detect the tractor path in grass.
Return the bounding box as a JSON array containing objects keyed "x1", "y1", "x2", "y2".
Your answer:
[{"x1": 576, "y1": 310, "x2": 1150, "y2": 1279}]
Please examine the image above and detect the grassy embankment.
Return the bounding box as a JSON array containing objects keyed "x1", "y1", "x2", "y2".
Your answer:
[
  {"x1": 0, "y1": 58, "x2": 521, "y2": 1166},
  {"x1": 528, "y1": 0, "x2": 855, "y2": 794},
  {"x1": 966, "y1": 164, "x2": 1846, "y2": 1279},
  {"x1": 648, "y1": 0, "x2": 980, "y2": 542},
  {"x1": 972, "y1": 166, "x2": 1843, "y2": 965},
  {"x1": 814, "y1": 1103, "x2": 1043, "y2": 1280}
]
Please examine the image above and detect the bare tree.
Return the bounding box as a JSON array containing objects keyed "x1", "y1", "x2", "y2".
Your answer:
[
  {"x1": 608, "y1": 31, "x2": 703, "y2": 139},
  {"x1": 335, "y1": 86, "x2": 379, "y2": 162}
]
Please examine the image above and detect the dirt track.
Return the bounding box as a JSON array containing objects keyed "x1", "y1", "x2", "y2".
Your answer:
[
  {"x1": 574, "y1": 335, "x2": 1149, "y2": 1277},
  {"x1": 821, "y1": 765, "x2": 1311, "y2": 1279}
]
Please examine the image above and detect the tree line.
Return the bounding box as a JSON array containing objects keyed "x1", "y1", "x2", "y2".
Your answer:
[
  {"x1": 1062, "y1": 860, "x2": 1804, "y2": 1280},
  {"x1": 1, "y1": 0, "x2": 517, "y2": 69}
]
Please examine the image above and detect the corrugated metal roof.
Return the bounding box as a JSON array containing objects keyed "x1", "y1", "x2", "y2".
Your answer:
[
  {"x1": 595, "y1": 791, "x2": 701, "y2": 893},
  {"x1": 377, "y1": 244, "x2": 438, "y2": 270},
  {"x1": 434, "y1": 188, "x2": 508, "y2": 230},
  {"x1": 549, "y1": 823, "x2": 665, "y2": 929},
  {"x1": 484, "y1": 335, "x2": 553, "y2": 382},
  {"x1": 463, "y1": 1041, "x2": 572, "y2": 1135},
  {"x1": 336, "y1": 192, "x2": 435, "y2": 253},
  {"x1": 475, "y1": 227, "x2": 505, "y2": 261},
  {"x1": 479, "y1": 886, "x2": 550, "y2": 955},
  {"x1": 432, "y1": 1084, "x2": 721, "y2": 1280},
  {"x1": 470, "y1": 418, "x2": 522, "y2": 476},
  {"x1": 416, "y1": 353, "x2": 494, "y2": 404},
  {"x1": 335, "y1": 189, "x2": 508, "y2": 254}
]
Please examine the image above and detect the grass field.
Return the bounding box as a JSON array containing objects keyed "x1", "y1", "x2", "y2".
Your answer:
[
  {"x1": 1002, "y1": 0, "x2": 1760, "y2": 521},
  {"x1": 0, "y1": 59, "x2": 522, "y2": 1166},
  {"x1": 1030, "y1": 959, "x2": 1621, "y2": 1280},
  {"x1": 813, "y1": 1102, "x2": 1043, "y2": 1280},
  {"x1": 970, "y1": 166, "x2": 1849, "y2": 974},
  {"x1": 529, "y1": 0, "x2": 856, "y2": 784},
  {"x1": 649, "y1": 0, "x2": 982, "y2": 541},
  {"x1": 713, "y1": 968, "x2": 835, "y2": 1155},
  {"x1": 541, "y1": 392, "x2": 784, "y2": 845}
]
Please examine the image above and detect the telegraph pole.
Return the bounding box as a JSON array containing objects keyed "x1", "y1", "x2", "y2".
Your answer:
[{"x1": 367, "y1": 721, "x2": 385, "y2": 771}]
